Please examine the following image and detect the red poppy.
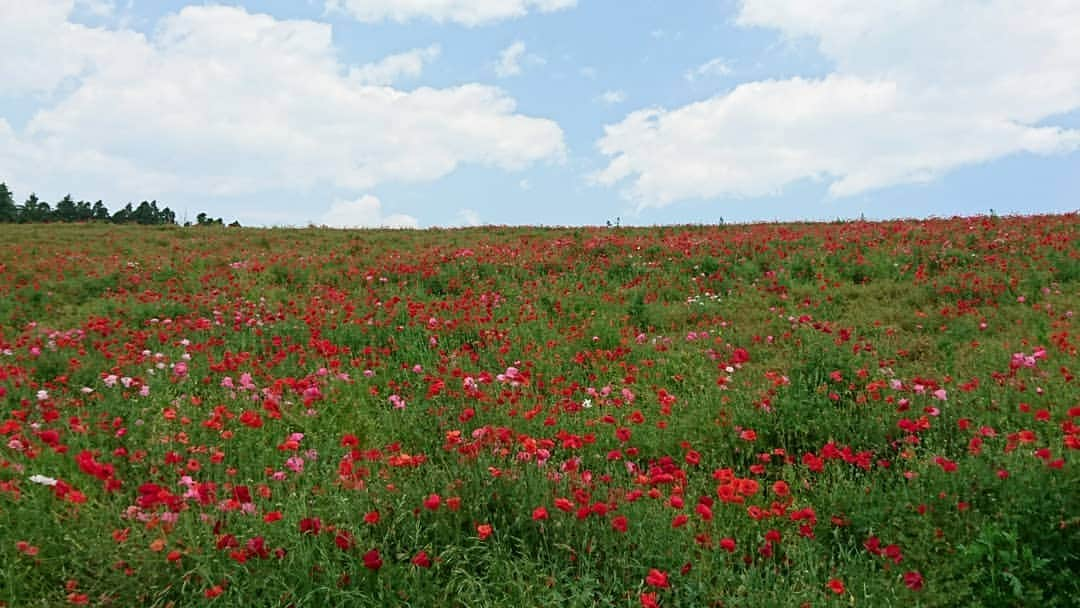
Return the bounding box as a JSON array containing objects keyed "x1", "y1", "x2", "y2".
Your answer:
[
  {"x1": 362, "y1": 549, "x2": 382, "y2": 571},
  {"x1": 827, "y1": 579, "x2": 845, "y2": 595},
  {"x1": 476, "y1": 523, "x2": 493, "y2": 540},
  {"x1": 299, "y1": 517, "x2": 321, "y2": 535},
  {"x1": 612, "y1": 515, "x2": 629, "y2": 533},
  {"x1": 204, "y1": 585, "x2": 224, "y2": 599},
  {"x1": 334, "y1": 531, "x2": 354, "y2": 551},
  {"x1": 645, "y1": 569, "x2": 670, "y2": 588},
  {"x1": 424, "y1": 493, "x2": 441, "y2": 510},
  {"x1": 903, "y1": 571, "x2": 924, "y2": 591},
  {"x1": 412, "y1": 550, "x2": 432, "y2": 568}
]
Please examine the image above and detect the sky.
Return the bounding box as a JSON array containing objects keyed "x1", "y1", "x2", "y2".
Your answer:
[{"x1": 1, "y1": 1, "x2": 1078, "y2": 228}]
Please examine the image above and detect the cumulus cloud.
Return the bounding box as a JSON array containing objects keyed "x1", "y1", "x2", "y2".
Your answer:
[
  {"x1": 0, "y1": 4, "x2": 564, "y2": 206},
  {"x1": 322, "y1": 195, "x2": 418, "y2": 228},
  {"x1": 326, "y1": 0, "x2": 576, "y2": 26},
  {"x1": 684, "y1": 57, "x2": 731, "y2": 82},
  {"x1": 597, "y1": 90, "x2": 627, "y2": 105},
  {"x1": 349, "y1": 45, "x2": 441, "y2": 86},
  {"x1": 455, "y1": 208, "x2": 482, "y2": 226},
  {"x1": 495, "y1": 41, "x2": 526, "y2": 77},
  {"x1": 597, "y1": 0, "x2": 1080, "y2": 208}
]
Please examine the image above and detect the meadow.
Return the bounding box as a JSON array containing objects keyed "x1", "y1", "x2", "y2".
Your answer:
[{"x1": 0, "y1": 215, "x2": 1076, "y2": 607}]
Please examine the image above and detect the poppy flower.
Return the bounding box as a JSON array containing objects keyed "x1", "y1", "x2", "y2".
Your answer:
[
  {"x1": 412, "y1": 551, "x2": 432, "y2": 568},
  {"x1": 476, "y1": 523, "x2": 493, "y2": 540},
  {"x1": 827, "y1": 579, "x2": 845, "y2": 595},
  {"x1": 612, "y1": 515, "x2": 628, "y2": 533},
  {"x1": 645, "y1": 569, "x2": 670, "y2": 588},
  {"x1": 424, "y1": 493, "x2": 441, "y2": 510},
  {"x1": 903, "y1": 571, "x2": 924, "y2": 591},
  {"x1": 362, "y1": 549, "x2": 382, "y2": 571}
]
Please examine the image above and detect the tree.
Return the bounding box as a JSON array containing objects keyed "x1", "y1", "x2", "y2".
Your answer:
[
  {"x1": 133, "y1": 200, "x2": 155, "y2": 225},
  {"x1": 18, "y1": 194, "x2": 50, "y2": 223},
  {"x1": 91, "y1": 201, "x2": 110, "y2": 221},
  {"x1": 75, "y1": 200, "x2": 93, "y2": 221},
  {"x1": 55, "y1": 194, "x2": 77, "y2": 222},
  {"x1": 0, "y1": 182, "x2": 16, "y2": 222},
  {"x1": 112, "y1": 202, "x2": 134, "y2": 224}
]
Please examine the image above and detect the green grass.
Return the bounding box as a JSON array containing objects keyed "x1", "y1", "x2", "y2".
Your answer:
[{"x1": 0, "y1": 216, "x2": 1077, "y2": 607}]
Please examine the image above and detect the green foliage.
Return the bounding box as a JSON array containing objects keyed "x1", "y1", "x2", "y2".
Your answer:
[{"x1": 0, "y1": 216, "x2": 1076, "y2": 607}]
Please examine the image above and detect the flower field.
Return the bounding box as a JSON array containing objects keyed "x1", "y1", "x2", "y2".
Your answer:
[{"x1": 0, "y1": 216, "x2": 1077, "y2": 607}]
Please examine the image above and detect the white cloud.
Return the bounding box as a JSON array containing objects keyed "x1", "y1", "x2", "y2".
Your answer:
[
  {"x1": 597, "y1": 0, "x2": 1080, "y2": 208},
  {"x1": 456, "y1": 208, "x2": 482, "y2": 226},
  {"x1": 0, "y1": 5, "x2": 565, "y2": 206},
  {"x1": 322, "y1": 195, "x2": 418, "y2": 228},
  {"x1": 684, "y1": 57, "x2": 732, "y2": 82},
  {"x1": 349, "y1": 45, "x2": 441, "y2": 86},
  {"x1": 495, "y1": 41, "x2": 526, "y2": 78},
  {"x1": 0, "y1": 0, "x2": 145, "y2": 96},
  {"x1": 327, "y1": 0, "x2": 576, "y2": 26},
  {"x1": 597, "y1": 90, "x2": 626, "y2": 105}
]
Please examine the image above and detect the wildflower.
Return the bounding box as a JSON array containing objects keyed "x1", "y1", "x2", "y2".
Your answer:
[
  {"x1": 903, "y1": 571, "x2": 924, "y2": 591},
  {"x1": 285, "y1": 456, "x2": 304, "y2": 473},
  {"x1": 16, "y1": 541, "x2": 39, "y2": 556},
  {"x1": 412, "y1": 550, "x2": 432, "y2": 568},
  {"x1": 362, "y1": 549, "x2": 382, "y2": 570},
  {"x1": 476, "y1": 523, "x2": 493, "y2": 540},
  {"x1": 29, "y1": 474, "x2": 58, "y2": 486},
  {"x1": 612, "y1": 515, "x2": 629, "y2": 533},
  {"x1": 645, "y1": 569, "x2": 670, "y2": 588},
  {"x1": 827, "y1": 579, "x2": 845, "y2": 595},
  {"x1": 424, "y1": 493, "x2": 441, "y2": 510},
  {"x1": 204, "y1": 585, "x2": 224, "y2": 599},
  {"x1": 532, "y1": 506, "x2": 549, "y2": 521}
]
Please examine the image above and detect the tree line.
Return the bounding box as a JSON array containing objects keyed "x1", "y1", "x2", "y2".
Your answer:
[{"x1": 0, "y1": 182, "x2": 233, "y2": 226}]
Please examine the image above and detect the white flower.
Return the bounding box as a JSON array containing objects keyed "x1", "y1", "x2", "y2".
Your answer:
[
  {"x1": 582, "y1": 399, "x2": 593, "y2": 409},
  {"x1": 29, "y1": 474, "x2": 58, "y2": 486}
]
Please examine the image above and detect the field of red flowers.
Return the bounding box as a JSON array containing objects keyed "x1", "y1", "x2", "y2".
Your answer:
[{"x1": 0, "y1": 215, "x2": 1077, "y2": 607}]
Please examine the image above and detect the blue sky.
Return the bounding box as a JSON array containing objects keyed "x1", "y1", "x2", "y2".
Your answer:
[{"x1": 1, "y1": 1, "x2": 1077, "y2": 227}]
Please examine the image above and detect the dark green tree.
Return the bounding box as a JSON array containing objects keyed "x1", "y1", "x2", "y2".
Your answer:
[
  {"x1": 133, "y1": 200, "x2": 156, "y2": 224},
  {"x1": 112, "y1": 202, "x2": 134, "y2": 223},
  {"x1": 75, "y1": 200, "x2": 93, "y2": 221},
  {"x1": 91, "y1": 201, "x2": 110, "y2": 221},
  {"x1": 18, "y1": 194, "x2": 51, "y2": 223},
  {"x1": 55, "y1": 194, "x2": 77, "y2": 222},
  {"x1": 0, "y1": 182, "x2": 16, "y2": 222}
]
